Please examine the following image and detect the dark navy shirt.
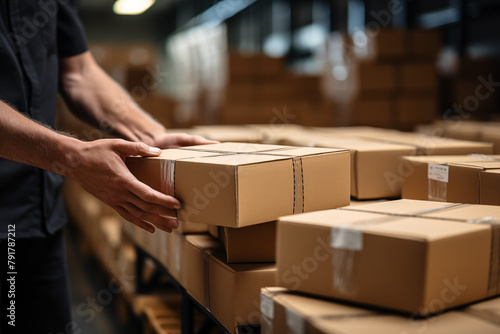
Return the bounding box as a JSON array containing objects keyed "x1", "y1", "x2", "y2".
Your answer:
[{"x1": 0, "y1": 0, "x2": 87, "y2": 238}]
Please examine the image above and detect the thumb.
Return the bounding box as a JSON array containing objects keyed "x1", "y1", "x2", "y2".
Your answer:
[{"x1": 116, "y1": 141, "x2": 162, "y2": 158}]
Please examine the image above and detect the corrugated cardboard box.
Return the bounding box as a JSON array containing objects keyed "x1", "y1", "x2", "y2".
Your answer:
[
  {"x1": 401, "y1": 155, "x2": 500, "y2": 203},
  {"x1": 395, "y1": 95, "x2": 438, "y2": 130},
  {"x1": 350, "y1": 99, "x2": 395, "y2": 128},
  {"x1": 261, "y1": 287, "x2": 375, "y2": 334},
  {"x1": 357, "y1": 62, "x2": 397, "y2": 94},
  {"x1": 481, "y1": 169, "x2": 500, "y2": 205},
  {"x1": 208, "y1": 250, "x2": 276, "y2": 333},
  {"x1": 400, "y1": 63, "x2": 438, "y2": 91},
  {"x1": 306, "y1": 137, "x2": 416, "y2": 199},
  {"x1": 356, "y1": 131, "x2": 494, "y2": 155},
  {"x1": 181, "y1": 234, "x2": 223, "y2": 306},
  {"x1": 127, "y1": 142, "x2": 350, "y2": 227},
  {"x1": 276, "y1": 199, "x2": 500, "y2": 315},
  {"x1": 407, "y1": 29, "x2": 442, "y2": 58},
  {"x1": 261, "y1": 287, "x2": 500, "y2": 334},
  {"x1": 217, "y1": 221, "x2": 277, "y2": 263}
]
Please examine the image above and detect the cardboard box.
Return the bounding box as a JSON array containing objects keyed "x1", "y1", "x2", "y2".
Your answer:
[
  {"x1": 276, "y1": 200, "x2": 499, "y2": 315},
  {"x1": 208, "y1": 250, "x2": 276, "y2": 333},
  {"x1": 350, "y1": 99, "x2": 395, "y2": 128},
  {"x1": 481, "y1": 169, "x2": 500, "y2": 206},
  {"x1": 357, "y1": 62, "x2": 397, "y2": 94},
  {"x1": 400, "y1": 63, "x2": 438, "y2": 91},
  {"x1": 262, "y1": 287, "x2": 500, "y2": 334},
  {"x1": 308, "y1": 137, "x2": 416, "y2": 199},
  {"x1": 407, "y1": 29, "x2": 442, "y2": 58},
  {"x1": 181, "y1": 234, "x2": 223, "y2": 306},
  {"x1": 482, "y1": 127, "x2": 500, "y2": 154},
  {"x1": 353, "y1": 29, "x2": 406, "y2": 60},
  {"x1": 311, "y1": 311, "x2": 500, "y2": 334},
  {"x1": 396, "y1": 95, "x2": 438, "y2": 130},
  {"x1": 401, "y1": 155, "x2": 500, "y2": 203},
  {"x1": 356, "y1": 131, "x2": 494, "y2": 155},
  {"x1": 192, "y1": 125, "x2": 263, "y2": 143},
  {"x1": 217, "y1": 221, "x2": 277, "y2": 263},
  {"x1": 127, "y1": 142, "x2": 350, "y2": 227},
  {"x1": 261, "y1": 287, "x2": 375, "y2": 334}
]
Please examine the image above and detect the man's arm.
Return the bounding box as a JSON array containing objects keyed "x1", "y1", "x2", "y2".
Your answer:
[
  {"x1": 58, "y1": 51, "x2": 215, "y2": 149},
  {"x1": 0, "y1": 102, "x2": 181, "y2": 233}
]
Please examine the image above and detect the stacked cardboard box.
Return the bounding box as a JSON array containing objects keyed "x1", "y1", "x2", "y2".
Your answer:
[
  {"x1": 324, "y1": 29, "x2": 442, "y2": 130},
  {"x1": 275, "y1": 126, "x2": 493, "y2": 199},
  {"x1": 125, "y1": 142, "x2": 351, "y2": 333},
  {"x1": 222, "y1": 52, "x2": 335, "y2": 126},
  {"x1": 422, "y1": 120, "x2": 500, "y2": 154},
  {"x1": 276, "y1": 199, "x2": 500, "y2": 315},
  {"x1": 261, "y1": 287, "x2": 500, "y2": 334},
  {"x1": 401, "y1": 155, "x2": 500, "y2": 205}
]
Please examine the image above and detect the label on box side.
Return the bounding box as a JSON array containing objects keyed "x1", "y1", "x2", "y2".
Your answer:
[
  {"x1": 428, "y1": 164, "x2": 449, "y2": 183},
  {"x1": 286, "y1": 308, "x2": 305, "y2": 334},
  {"x1": 331, "y1": 226, "x2": 363, "y2": 251},
  {"x1": 260, "y1": 294, "x2": 274, "y2": 319}
]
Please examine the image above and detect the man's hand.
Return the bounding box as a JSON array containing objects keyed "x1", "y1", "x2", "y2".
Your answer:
[
  {"x1": 153, "y1": 133, "x2": 219, "y2": 149},
  {"x1": 67, "y1": 139, "x2": 180, "y2": 233}
]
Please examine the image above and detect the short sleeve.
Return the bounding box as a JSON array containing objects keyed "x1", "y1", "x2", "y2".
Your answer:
[{"x1": 57, "y1": 0, "x2": 88, "y2": 58}]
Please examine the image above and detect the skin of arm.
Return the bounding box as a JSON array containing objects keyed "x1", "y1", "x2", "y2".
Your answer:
[{"x1": 0, "y1": 51, "x2": 216, "y2": 233}]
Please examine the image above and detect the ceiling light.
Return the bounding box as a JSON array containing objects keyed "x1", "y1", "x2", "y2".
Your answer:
[{"x1": 113, "y1": 0, "x2": 155, "y2": 15}]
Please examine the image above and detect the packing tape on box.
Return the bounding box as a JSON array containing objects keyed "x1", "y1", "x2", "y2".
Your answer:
[
  {"x1": 330, "y1": 216, "x2": 399, "y2": 294},
  {"x1": 292, "y1": 157, "x2": 305, "y2": 214}
]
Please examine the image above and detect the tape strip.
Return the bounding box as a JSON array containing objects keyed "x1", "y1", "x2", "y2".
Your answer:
[
  {"x1": 428, "y1": 164, "x2": 448, "y2": 201},
  {"x1": 292, "y1": 157, "x2": 305, "y2": 214}
]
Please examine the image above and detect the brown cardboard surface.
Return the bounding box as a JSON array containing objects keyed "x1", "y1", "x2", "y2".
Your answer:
[
  {"x1": 260, "y1": 287, "x2": 376, "y2": 334},
  {"x1": 182, "y1": 234, "x2": 223, "y2": 306},
  {"x1": 357, "y1": 131, "x2": 494, "y2": 155},
  {"x1": 276, "y1": 208, "x2": 492, "y2": 315},
  {"x1": 208, "y1": 251, "x2": 276, "y2": 333},
  {"x1": 400, "y1": 63, "x2": 438, "y2": 91},
  {"x1": 220, "y1": 221, "x2": 276, "y2": 263},
  {"x1": 351, "y1": 99, "x2": 395, "y2": 128},
  {"x1": 127, "y1": 143, "x2": 350, "y2": 227},
  {"x1": 396, "y1": 96, "x2": 437, "y2": 129},
  {"x1": 401, "y1": 156, "x2": 500, "y2": 203},
  {"x1": 311, "y1": 312, "x2": 500, "y2": 334},
  {"x1": 407, "y1": 29, "x2": 442, "y2": 57},
  {"x1": 262, "y1": 287, "x2": 500, "y2": 334},
  {"x1": 482, "y1": 127, "x2": 500, "y2": 155},
  {"x1": 481, "y1": 169, "x2": 500, "y2": 205},
  {"x1": 358, "y1": 62, "x2": 397, "y2": 94},
  {"x1": 192, "y1": 125, "x2": 263, "y2": 143},
  {"x1": 306, "y1": 137, "x2": 416, "y2": 199}
]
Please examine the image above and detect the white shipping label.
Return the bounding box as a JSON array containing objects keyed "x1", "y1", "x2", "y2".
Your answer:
[
  {"x1": 428, "y1": 164, "x2": 449, "y2": 183},
  {"x1": 260, "y1": 294, "x2": 274, "y2": 319},
  {"x1": 286, "y1": 308, "x2": 305, "y2": 334},
  {"x1": 331, "y1": 227, "x2": 363, "y2": 251}
]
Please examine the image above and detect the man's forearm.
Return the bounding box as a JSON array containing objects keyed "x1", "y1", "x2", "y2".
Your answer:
[
  {"x1": 0, "y1": 101, "x2": 81, "y2": 175},
  {"x1": 59, "y1": 51, "x2": 167, "y2": 146}
]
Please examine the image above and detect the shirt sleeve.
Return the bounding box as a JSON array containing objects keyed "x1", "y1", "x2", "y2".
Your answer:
[{"x1": 57, "y1": 0, "x2": 88, "y2": 58}]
